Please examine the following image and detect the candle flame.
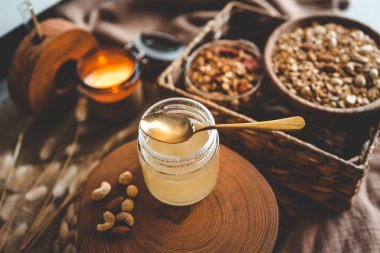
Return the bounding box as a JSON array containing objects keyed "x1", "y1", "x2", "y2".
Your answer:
[
  {"x1": 83, "y1": 63, "x2": 133, "y2": 89},
  {"x1": 97, "y1": 55, "x2": 108, "y2": 65}
]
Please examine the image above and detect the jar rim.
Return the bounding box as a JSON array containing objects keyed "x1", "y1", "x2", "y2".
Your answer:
[{"x1": 138, "y1": 97, "x2": 218, "y2": 174}]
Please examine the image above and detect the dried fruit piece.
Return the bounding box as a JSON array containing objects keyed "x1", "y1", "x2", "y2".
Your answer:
[
  {"x1": 301, "y1": 42, "x2": 317, "y2": 51},
  {"x1": 218, "y1": 46, "x2": 239, "y2": 57},
  {"x1": 322, "y1": 63, "x2": 339, "y2": 73},
  {"x1": 318, "y1": 52, "x2": 334, "y2": 62},
  {"x1": 108, "y1": 226, "x2": 130, "y2": 236},
  {"x1": 105, "y1": 196, "x2": 124, "y2": 213}
]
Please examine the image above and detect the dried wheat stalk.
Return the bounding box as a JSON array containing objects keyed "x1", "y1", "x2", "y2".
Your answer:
[
  {"x1": 54, "y1": 202, "x2": 81, "y2": 253},
  {"x1": 0, "y1": 129, "x2": 25, "y2": 209},
  {"x1": 18, "y1": 100, "x2": 87, "y2": 252}
]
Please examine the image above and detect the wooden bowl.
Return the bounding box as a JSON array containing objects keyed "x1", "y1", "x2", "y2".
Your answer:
[{"x1": 264, "y1": 15, "x2": 380, "y2": 117}]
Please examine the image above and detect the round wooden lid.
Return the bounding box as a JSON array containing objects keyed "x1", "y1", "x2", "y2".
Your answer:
[
  {"x1": 8, "y1": 18, "x2": 98, "y2": 117},
  {"x1": 78, "y1": 140, "x2": 278, "y2": 252}
]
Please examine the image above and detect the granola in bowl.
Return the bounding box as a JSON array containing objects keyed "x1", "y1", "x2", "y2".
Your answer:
[{"x1": 185, "y1": 39, "x2": 263, "y2": 109}]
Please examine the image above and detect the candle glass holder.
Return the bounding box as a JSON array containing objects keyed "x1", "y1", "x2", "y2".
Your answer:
[{"x1": 77, "y1": 46, "x2": 143, "y2": 121}]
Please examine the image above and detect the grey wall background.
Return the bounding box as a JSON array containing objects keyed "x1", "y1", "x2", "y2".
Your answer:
[
  {"x1": 0, "y1": 0, "x2": 60, "y2": 38},
  {"x1": 342, "y1": 0, "x2": 380, "y2": 31}
]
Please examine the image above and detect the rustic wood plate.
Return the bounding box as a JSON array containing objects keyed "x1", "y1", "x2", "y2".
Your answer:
[{"x1": 78, "y1": 140, "x2": 278, "y2": 253}]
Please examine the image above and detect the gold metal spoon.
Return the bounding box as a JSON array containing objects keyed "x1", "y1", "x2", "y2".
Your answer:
[{"x1": 140, "y1": 113, "x2": 305, "y2": 144}]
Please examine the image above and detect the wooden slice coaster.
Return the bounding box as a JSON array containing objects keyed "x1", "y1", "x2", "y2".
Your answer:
[{"x1": 78, "y1": 140, "x2": 278, "y2": 253}]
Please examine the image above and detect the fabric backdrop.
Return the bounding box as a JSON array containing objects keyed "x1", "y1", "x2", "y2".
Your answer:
[{"x1": 53, "y1": 0, "x2": 380, "y2": 252}]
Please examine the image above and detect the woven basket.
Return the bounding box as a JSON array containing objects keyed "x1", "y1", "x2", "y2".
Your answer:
[{"x1": 157, "y1": 1, "x2": 380, "y2": 211}]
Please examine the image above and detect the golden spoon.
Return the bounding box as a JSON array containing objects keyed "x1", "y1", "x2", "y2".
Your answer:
[{"x1": 140, "y1": 113, "x2": 305, "y2": 144}]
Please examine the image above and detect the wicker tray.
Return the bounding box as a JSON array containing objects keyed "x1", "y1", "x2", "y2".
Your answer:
[{"x1": 157, "y1": 1, "x2": 380, "y2": 211}]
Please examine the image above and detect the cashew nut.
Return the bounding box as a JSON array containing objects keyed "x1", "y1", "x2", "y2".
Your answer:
[
  {"x1": 116, "y1": 212, "x2": 134, "y2": 227},
  {"x1": 121, "y1": 198, "x2": 134, "y2": 212},
  {"x1": 118, "y1": 171, "x2": 133, "y2": 185},
  {"x1": 96, "y1": 211, "x2": 115, "y2": 232},
  {"x1": 126, "y1": 185, "x2": 138, "y2": 198},
  {"x1": 91, "y1": 181, "x2": 111, "y2": 201}
]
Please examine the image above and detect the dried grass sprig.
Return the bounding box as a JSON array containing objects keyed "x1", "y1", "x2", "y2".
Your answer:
[
  {"x1": 0, "y1": 162, "x2": 58, "y2": 252},
  {"x1": 0, "y1": 151, "x2": 14, "y2": 182},
  {"x1": 2, "y1": 222, "x2": 28, "y2": 253},
  {"x1": 19, "y1": 157, "x2": 99, "y2": 252},
  {"x1": 0, "y1": 129, "x2": 25, "y2": 209},
  {"x1": 39, "y1": 137, "x2": 57, "y2": 161},
  {"x1": 0, "y1": 122, "x2": 77, "y2": 252},
  {"x1": 28, "y1": 125, "x2": 81, "y2": 227},
  {"x1": 0, "y1": 193, "x2": 20, "y2": 250},
  {"x1": 54, "y1": 202, "x2": 80, "y2": 253},
  {"x1": 16, "y1": 100, "x2": 88, "y2": 252}
]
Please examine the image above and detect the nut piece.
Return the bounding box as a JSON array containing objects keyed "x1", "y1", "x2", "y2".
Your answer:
[
  {"x1": 96, "y1": 211, "x2": 115, "y2": 232},
  {"x1": 355, "y1": 75, "x2": 366, "y2": 86},
  {"x1": 359, "y1": 44, "x2": 373, "y2": 54},
  {"x1": 116, "y1": 212, "x2": 134, "y2": 227},
  {"x1": 351, "y1": 52, "x2": 369, "y2": 63},
  {"x1": 370, "y1": 68, "x2": 379, "y2": 78},
  {"x1": 105, "y1": 196, "x2": 124, "y2": 213},
  {"x1": 126, "y1": 185, "x2": 138, "y2": 198},
  {"x1": 108, "y1": 226, "x2": 130, "y2": 236},
  {"x1": 91, "y1": 181, "x2": 111, "y2": 201},
  {"x1": 121, "y1": 198, "x2": 134, "y2": 212},
  {"x1": 118, "y1": 171, "x2": 133, "y2": 185}
]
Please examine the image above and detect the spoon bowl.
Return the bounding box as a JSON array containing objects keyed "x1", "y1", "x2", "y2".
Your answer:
[{"x1": 140, "y1": 113, "x2": 195, "y2": 144}]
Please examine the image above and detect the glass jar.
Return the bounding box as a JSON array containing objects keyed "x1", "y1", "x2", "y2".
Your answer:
[
  {"x1": 77, "y1": 46, "x2": 143, "y2": 122},
  {"x1": 133, "y1": 30, "x2": 184, "y2": 80},
  {"x1": 138, "y1": 98, "x2": 219, "y2": 206}
]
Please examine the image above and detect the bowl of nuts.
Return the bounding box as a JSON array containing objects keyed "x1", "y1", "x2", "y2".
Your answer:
[
  {"x1": 185, "y1": 39, "x2": 263, "y2": 109},
  {"x1": 265, "y1": 15, "x2": 380, "y2": 117}
]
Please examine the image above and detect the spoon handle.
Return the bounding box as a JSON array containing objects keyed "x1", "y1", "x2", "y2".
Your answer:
[{"x1": 196, "y1": 116, "x2": 305, "y2": 132}]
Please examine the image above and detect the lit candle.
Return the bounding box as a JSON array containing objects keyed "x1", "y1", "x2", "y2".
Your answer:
[
  {"x1": 83, "y1": 54, "x2": 134, "y2": 89},
  {"x1": 77, "y1": 47, "x2": 143, "y2": 121}
]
